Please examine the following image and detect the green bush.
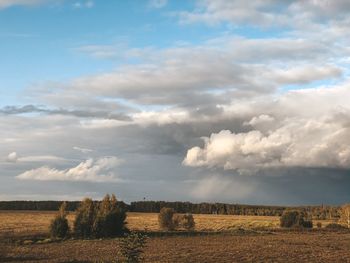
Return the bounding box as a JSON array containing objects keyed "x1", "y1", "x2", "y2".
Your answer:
[
  {"x1": 74, "y1": 194, "x2": 128, "y2": 238},
  {"x1": 118, "y1": 233, "x2": 147, "y2": 263},
  {"x1": 49, "y1": 202, "x2": 69, "y2": 238},
  {"x1": 280, "y1": 210, "x2": 313, "y2": 228},
  {"x1": 73, "y1": 198, "x2": 96, "y2": 238},
  {"x1": 158, "y1": 207, "x2": 176, "y2": 231},
  {"x1": 94, "y1": 194, "x2": 128, "y2": 237}
]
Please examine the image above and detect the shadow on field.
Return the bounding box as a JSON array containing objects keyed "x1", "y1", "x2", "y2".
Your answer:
[{"x1": 0, "y1": 256, "x2": 42, "y2": 262}]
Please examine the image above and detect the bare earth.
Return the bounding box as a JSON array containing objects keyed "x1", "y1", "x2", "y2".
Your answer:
[{"x1": 0, "y1": 211, "x2": 349, "y2": 263}]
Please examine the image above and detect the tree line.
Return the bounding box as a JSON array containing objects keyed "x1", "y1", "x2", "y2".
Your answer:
[
  {"x1": 0, "y1": 200, "x2": 341, "y2": 219},
  {"x1": 129, "y1": 201, "x2": 341, "y2": 219}
]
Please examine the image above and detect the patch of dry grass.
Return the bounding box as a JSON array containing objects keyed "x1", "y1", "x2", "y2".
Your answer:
[{"x1": 0, "y1": 211, "x2": 337, "y2": 239}]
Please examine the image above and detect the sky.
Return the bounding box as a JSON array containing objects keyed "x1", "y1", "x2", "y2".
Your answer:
[{"x1": 1, "y1": 0, "x2": 350, "y2": 205}]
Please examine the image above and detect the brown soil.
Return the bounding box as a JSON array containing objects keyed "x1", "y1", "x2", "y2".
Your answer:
[{"x1": 2, "y1": 231, "x2": 349, "y2": 263}]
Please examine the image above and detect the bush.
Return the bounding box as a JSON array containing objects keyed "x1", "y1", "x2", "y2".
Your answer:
[
  {"x1": 316, "y1": 222, "x2": 322, "y2": 228},
  {"x1": 280, "y1": 210, "x2": 312, "y2": 228},
  {"x1": 50, "y1": 216, "x2": 69, "y2": 238},
  {"x1": 49, "y1": 202, "x2": 69, "y2": 238},
  {"x1": 73, "y1": 198, "x2": 96, "y2": 238},
  {"x1": 325, "y1": 223, "x2": 348, "y2": 230},
  {"x1": 179, "y1": 213, "x2": 195, "y2": 231},
  {"x1": 302, "y1": 220, "x2": 313, "y2": 229},
  {"x1": 158, "y1": 207, "x2": 176, "y2": 231},
  {"x1": 94, "y1": 194, "x2": 128, "y2": 237},
  {"x1": 74, "y1": 194, "x2": 128, "y2": 238},
  {"x1": 118, "y1": 233, "x2": 147, "y2": 263}
]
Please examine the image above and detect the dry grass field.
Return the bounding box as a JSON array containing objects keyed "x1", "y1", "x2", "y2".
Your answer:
[
  {"x1": 0, "y1": 211, "x2": 336, "y2": 239},
  {"x1": 0, "y1": 211, "x2": 348, "y2": 262}
]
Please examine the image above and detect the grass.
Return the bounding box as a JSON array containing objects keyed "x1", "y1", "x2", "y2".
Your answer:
[
  {"x1": 0, "y1": 211, "x2": 337, "y2": 239},
  {"x1": 0, "y1": 210, "x2": 348, "y2": 262}
]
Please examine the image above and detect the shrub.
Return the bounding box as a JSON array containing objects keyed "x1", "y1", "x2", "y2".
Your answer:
[
  {"x1": 316, "y1": 222, "x2": 322, "y2": 228},
  {"x1": 179, "y1": 213, "x2": 195, "y2": 231},
  {"x1": 49, "y1": 202, "x2": 69, "y2": 238},
  {"x1": 94, "y1": 194, "x2": 128, "y2": 237},
  {"x1": 280, "y1": 210, "x2": 312, "y2": 228},
  {"x1": 74, "y1": 194, "x2": 128, "y2": 238},
  {"x1": 118, "y1": 233, "x2": 147, "y2": 263},
  {"x1": 302, "y1": 220, "x2": 313, "y2": 229},
  {"x1": 158, "y1": 207, "x2": 176, "y2": 231},
  {"x1": 50, "y1": 216, "x2": 69, "y2": 238},
  {"x1": 74, "y1": 198, "x2": 96, "y2": 238},
  {"x1": 325, "y1": 223, "x2": 347, "y2": 230}
]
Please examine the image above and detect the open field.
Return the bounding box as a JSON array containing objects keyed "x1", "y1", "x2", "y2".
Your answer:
[
  {"x1": 0, "y1": 211, "x2": 348, "y2": 262},
  {"x1": 1, "y1": 231, "x2": 350, "y2": 262},
  {"x1": 0, "y1": 211, "x2": 337, "y2": 239}
]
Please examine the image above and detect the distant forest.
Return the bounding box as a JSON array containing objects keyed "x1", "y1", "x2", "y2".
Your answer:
[{"x1": 0, "y1": 200, "x2": 340, "y2": 220}]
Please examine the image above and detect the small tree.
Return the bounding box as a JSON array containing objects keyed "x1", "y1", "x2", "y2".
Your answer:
[
  {"x1": 74, "y1": 198, "x2": 95, "y2": 238},
  {"x1": 118, "y1": 233, "x2": 147, "y2": 263},
  {"x1": 49, "y1": 202, "x2": 69, "y2": 238},
  {"x1": 158, "y1": 207, "x2": 176, "y2": 231},
  {"x1": 94, "y1": 194, "x2": 128, "y2": 237},
  {"x1": 180, "y1": 213, "x2": 195, "y2": 231},
  {"x1": 280, "y1": 210, "x2": 312, "y2": 228},
  {"x1": 339, "y1": 204, "x2": 350, "y2": 228}
]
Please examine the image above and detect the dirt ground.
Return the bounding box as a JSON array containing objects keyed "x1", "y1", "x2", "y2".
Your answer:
[{"x1": 1, "y1": 231, "x2": 350, "y2": 263}]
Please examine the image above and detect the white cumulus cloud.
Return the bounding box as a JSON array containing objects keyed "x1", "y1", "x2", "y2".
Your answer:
[
  {"x1": 16, "y1": 156, "x2": 122, "y2": 182},
  {"x1": 6, "y1": 152, "x2": 18, "y2": 162}
]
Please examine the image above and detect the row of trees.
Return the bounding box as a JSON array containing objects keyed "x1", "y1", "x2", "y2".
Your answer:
[
  {"x1": 130, "y1": 201, "x2": 341, "y2": 219},
  {"x1": 0, "y1": 200, "x2": 343, "y2": 220},
  {"x1": 280, "y1": 204, "x2": 350, "y2": 229},
  {"x1": 0, "y1": 200, "x2": 128, "y2": 211}
]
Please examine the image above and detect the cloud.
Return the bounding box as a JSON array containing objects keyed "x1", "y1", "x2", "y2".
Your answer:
[
  {"x1": 244, "y1": 114, "x2": 275, "y2": 127},
  {"x1": 35, "y1": 37, "x2": 343, "y2": 109},
  {"x1": 0, "y1": 105, "x2": 131, "y2": 121},
  {"x1": 184, "y1": 84, "x2": 350, "y2": 172},
  {"x1": 16, "y1": 157, "x2": 122, "y2": 182},
  {"x1": 18, "y1": 155, "x2": 66, "y2": 162},
  {"x1": 0, "y1": 0, "x2": 54, "y2": 9},
  {"x1": 6, "y1": 152, "x2": 18, "y2": 163},
  {"x1": 178, "y1": 0, "x2": 350, "y2": 27},
  {"x1": 1, "y1": 0, "x2": 350, "y2": 204},
  {"x1": 149, "y1": 0, "x2": 167, "y2": 9},
  {"x1": 73, "y1": 146, "x2": 93, "y2": 154},
  {"x1": 73, "y1": 0, "x2": 93, "y2": 9}
]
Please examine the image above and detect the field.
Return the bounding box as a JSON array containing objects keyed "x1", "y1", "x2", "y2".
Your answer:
[
  {"x1": 0, "y1": 211, "x2": 349, "y2": 262},
  {"x1": 0, "y1": 211, "x2": 336, "y2": 238}
]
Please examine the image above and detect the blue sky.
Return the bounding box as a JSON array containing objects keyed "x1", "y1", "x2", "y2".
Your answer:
[
  {"x1": 0, "y1": 0, "x2": 290, "y2": 105},
  {"x1": 0, "y1": 1, "x2": 205, "y2": 103},
  {"x1": 0, "y1": 0, "x2": 350, "y2": 204}
]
